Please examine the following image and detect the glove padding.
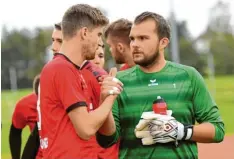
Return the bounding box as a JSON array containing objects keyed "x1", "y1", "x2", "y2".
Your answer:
[
  {"x1": 144, "y1": 116, "x2": 185, "y2": 145},
  {"x1": 135, "y1": 111, "x2": 187, "y2": 145},
  {"x1": 135, "y1": 110, "x2": 174, "y2": 145}
]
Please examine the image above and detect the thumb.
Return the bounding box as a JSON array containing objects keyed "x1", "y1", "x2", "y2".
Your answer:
[{"x1": 109, "y1": 67, "x2": 117, "y2": 77}]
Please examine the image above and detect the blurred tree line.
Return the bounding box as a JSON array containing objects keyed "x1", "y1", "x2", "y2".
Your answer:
[
  {"x1": 1, "y1": 1, "x2": 234, "y2": 90},
  {"x1": 1, "y1": 27, "x2": 53, "y2": 89}
]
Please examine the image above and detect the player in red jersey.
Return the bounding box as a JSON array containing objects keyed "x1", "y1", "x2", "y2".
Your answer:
[
  {"x1": 9, "y1": 74, "x2": 40, "y2": 159},
  {"x1": 83, "y1": 51, "x2": 119, "y2": 159},
  {"x1": 104, "y1": 18, "x2": 135, "y2": 71},
  {"x1": 90, "y1": 43, "x2": 105, "y2": 69},
  {"x1": 51, "y1": 22, "x2": 63, "y2": 54},
  {"x1": 38, "y1": 4, "x2": 121, "y2": 159}
]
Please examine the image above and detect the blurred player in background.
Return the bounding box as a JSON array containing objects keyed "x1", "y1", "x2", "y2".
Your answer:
[
  {"x1": 104, "y1": 18, "x2": 135, "y2": 71},
  {"x1": 90, "y1": 43, "x2": 105, "y2": 69},
  {"x1": 97, "y1": 11, "x2": 225, "y2": 159},
  {"x1": 51, "y1": 22, "x2": 63, "y2": 54},
  {"x1": 9, "y1": 74, "x2": 40, "y2": 159}
]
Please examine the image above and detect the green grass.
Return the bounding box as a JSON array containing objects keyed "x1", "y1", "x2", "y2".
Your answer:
[
  {"x1": 205, "y1": 75, "x2": 234, "y2": 134},
  {"x1": 1, "y1": 89, "x2": 32, "y2": 159},
  {"x1": 1, "y1": 75, "x2": 234, "y2": 158}
]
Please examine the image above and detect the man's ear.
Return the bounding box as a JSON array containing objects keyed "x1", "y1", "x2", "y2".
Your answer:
[
  {"x1": 159, "y1": 38, "x2": 170, "y2": 50},
  {"x1": 80, "y1": 27, "x2": 89, "y2": 40},
  {"x1": 117, "y1": 43, "x2": 124, "y2": 54}
]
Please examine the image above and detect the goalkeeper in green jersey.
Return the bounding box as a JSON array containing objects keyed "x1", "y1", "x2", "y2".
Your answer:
[{"x1": 97, "y1": 11, "x2": 225, "y2": 159}]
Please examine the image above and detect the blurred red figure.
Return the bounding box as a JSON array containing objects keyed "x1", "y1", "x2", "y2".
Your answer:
[{"x1": 9, "y1": 75, "x2": 42, "y2": 159}]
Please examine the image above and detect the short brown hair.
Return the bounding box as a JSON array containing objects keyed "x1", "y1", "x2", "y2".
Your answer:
[
  {"x1": 62, "y1": 4, "x2": 109, "y2": 39},
  {"x1": 104, "y1": 18, "x2": 132, "y2": 45},
  {"x1": 54, "y1": 22, "x2": 62, "y2": 30},
  {"x1": 33, "y1": 74, "x2": 40, "y2": 95},
  {"x1": 134, "y1": 12, "x2": 171, "y2": 40}
]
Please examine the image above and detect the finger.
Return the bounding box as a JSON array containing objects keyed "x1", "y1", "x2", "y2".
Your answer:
[
  {"x1": 150, "y1": 120, "x2": 164, "y2": 126},
  {"x1": 107, "y1": 89, "x2": 121, "y2": 95},
  {"x1": 141, "y1": 136, "x2": 155, "y2": 145},
  {"x1": 102, "y1": 81, "x2": 123, "y2": 90},
  {"x1": 103, "y1": 76, "x2": 124, "y2": 86},
  {"x1": 101, "y1": 84, "x2": 123, "y2": 92},
  {"x1": 148, "y1": 124, "x2": 162, "y2": 131},
  {"x1": 136, "y1": 119, "x2": 151, "y2": 131},
  {"x1": 150, "y1": 130, "x2": 163, "y2": 137},
  {"x1": 112, "y1": 77, "x2": 124, "y2": 86},
  {"x1": 135, "y1": 130, "x2": 151, "y2": 138},
  {"x1": 109, "y1": 67, "x2": 117, "y2": 77}
]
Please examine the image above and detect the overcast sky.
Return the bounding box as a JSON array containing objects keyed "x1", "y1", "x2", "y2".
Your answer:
[{"x1": 1, "y1": 0, "x2": 234, "y2": 37}]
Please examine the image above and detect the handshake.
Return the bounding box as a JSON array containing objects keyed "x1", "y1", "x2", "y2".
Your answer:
[{"x1": 134, "y1": 111, "x2": 193, "y2": 146}]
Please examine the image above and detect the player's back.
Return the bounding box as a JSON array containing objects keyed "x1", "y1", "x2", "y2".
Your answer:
[{"x1": 39, "y1": 54, "x2": 97, "y2": 159}]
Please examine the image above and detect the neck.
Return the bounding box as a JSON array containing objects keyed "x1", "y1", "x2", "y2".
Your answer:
[
  {"x1": 139, "y1": 52, "x2": 166, "y2": 73},
  {"x1": 60, "y1": 39, "x2": 84, "y2": 66},
  {"x1": 125, "y1": 49, "x2": 135, "y2": 67}
]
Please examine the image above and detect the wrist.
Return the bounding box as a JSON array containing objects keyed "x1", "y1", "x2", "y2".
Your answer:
[
  {"x1": 182, "y1": 124, "x2": 194, "y2": 140},
  {"x1": 177, "y1": 122, "x2": 193, "y2": 141}
]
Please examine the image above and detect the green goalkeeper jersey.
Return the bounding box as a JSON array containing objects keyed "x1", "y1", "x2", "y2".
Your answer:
[{"x1": 97, "y1": 61, "x2": 224, "y2": 159}]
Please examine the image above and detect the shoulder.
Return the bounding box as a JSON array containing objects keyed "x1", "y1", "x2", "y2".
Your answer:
[
  {"x1": 15, "y1": 93, "x2": 36, "y2": 111},
  {"x1": 82, "y1": 61, "x2": 107, "y2": 82},
  {"x1": 166, "y1": 61, "x2": 199, "y2": 79},
  {"x1": 83, "y1": 61, "x2": 107, "y2": 75},
  {"x1": 42, "y1": 55, "x2": 78, "y2": 79},
  {"x1": 116, "y1": 66, "x2": 137, "y2": 80}
]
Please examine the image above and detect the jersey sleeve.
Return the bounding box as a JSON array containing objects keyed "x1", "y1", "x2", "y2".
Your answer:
[
  {"x1": 55, "y1": 66, "x2": 88, "y2": 113},
  {"x1": 84, "y1": 61, "x2": 108, "y2": 82},
  {"x1": 12, "y1": 101, "x2": 27, "y2": 129},
  {"x1": 96, "y1": 99, "x2": 120, "y2": 148},
  {"x1": 190, "y1": 68, "x2": 225, "y2": 142}
]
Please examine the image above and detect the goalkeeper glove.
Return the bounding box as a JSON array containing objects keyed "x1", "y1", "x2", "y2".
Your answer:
[{"x1": 143, "y1": 115, "x2": 193, "y2": 146}]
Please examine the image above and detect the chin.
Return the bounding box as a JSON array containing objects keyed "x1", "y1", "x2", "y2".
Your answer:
[
  {"x1": 87, "y1": 56, "x2": 95, "y2": 60},
  {"x1": 133, "y1": 57, "x2": 143, "y2": 63},
  {"x1": 85, "y1": 54, "x2": 95, "y2": 60}
]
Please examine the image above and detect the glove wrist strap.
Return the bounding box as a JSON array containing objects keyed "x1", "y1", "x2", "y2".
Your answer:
[{"x1": 182, "y1": 125, "x2": 193, "y2": 140}]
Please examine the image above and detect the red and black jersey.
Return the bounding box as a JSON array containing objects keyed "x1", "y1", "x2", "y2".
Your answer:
[
  {"x1": 12, "y1": 93, "x2": 37, "y2": 131},
  {"x1": 81, "y1": 61, "x2": 119, "y2": 159},
  {"x1": 39, "y1": 53, "x2": 97, "y2": 159}
]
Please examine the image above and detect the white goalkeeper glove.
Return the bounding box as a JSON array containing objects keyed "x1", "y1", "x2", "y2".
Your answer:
[
  {"x1": 144, "y1": 116, "x2": 193, "y2": 146},
  {"x1": 134, "y1": 110, "x2": 173, "y2": 144},
  {"x1": 135, "y1": 111, "x2": 193, "y2": 146}
]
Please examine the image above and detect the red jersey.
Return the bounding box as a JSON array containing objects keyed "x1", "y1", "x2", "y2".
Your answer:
[
  {"x1": 39, "y1": 54, "x2": 97, "y2": 159},
  {"x1": 81, "y1": 61, "x2": 119, "y2": 159},
  {"x1": 12, "y1": 93, "x2": 37, "y2": 131},
  {"x1": 120, "y1": 63, "x2": 130, "y2": 71},
  {"x1": 82, "y1": 60, "x2": 107, "y2": 82},
  {"x1": 12, "y1": 93, "x2": 43, "y2": 158}
]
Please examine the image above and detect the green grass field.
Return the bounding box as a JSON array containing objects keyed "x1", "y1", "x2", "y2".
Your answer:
[{"x1": 1, "y1": 75, "x2": 234, "y2": 159}]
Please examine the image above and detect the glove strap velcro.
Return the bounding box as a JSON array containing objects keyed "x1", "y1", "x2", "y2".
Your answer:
[{"x1": 182, "y1": 125, "x2": 193, "y2": 140}]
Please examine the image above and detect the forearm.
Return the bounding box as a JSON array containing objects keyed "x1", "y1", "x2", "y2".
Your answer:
[
  {"x1": 98, "y1": 112, "x2": 116, "y2": 135},
  {"x1": 96, "y1": 101, "x2": 120, "y2": 148},
  {"x1": 87, "y1": 96, "x2": 116, "y2": 134},
  {"x1": 21, "y1": 124, "x2": 40, "y2": 159},
  {"x1": 9, "y1": 124, "x2": 22, "y2": 159},
  {"x1": 191, "y1": 122, "x2": 224, "y2": 143}
]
